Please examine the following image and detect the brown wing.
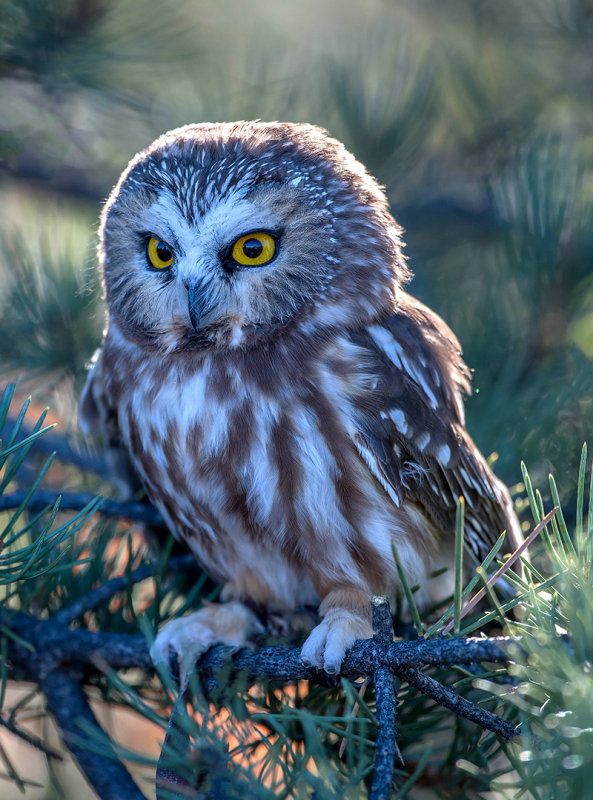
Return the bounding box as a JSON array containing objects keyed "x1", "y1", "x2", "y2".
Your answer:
[
  {"x1": 350, "y1": 293, "x2": 522, "y2": 563},
  {"x1": 79, "y1": 347, "x2": 141, "y2": 499}
]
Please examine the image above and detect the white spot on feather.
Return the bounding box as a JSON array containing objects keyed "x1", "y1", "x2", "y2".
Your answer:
[
  {"x1": 388, "y1": 408, "x2": 408, "y2": 435},
  {"x1": 368, "y1": 325, "x2": 440, "y2": 409},
  {"x1": 368, "y1": 325, "x2": 403, "y2": 368},
  {"x1": 416, "y1": 432, "x2": 430, "y2": 451},
  {"x1": 355, "y1": 439, "x2": 400, "y2": 507}
]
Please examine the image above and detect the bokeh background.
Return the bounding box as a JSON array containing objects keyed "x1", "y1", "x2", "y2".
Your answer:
[{"x1": 1, "y1": 1, "x2": 593, "y2": 797}]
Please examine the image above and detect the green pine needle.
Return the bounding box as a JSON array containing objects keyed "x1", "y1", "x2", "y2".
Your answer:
[
  {"x1": 391, "y1": 541, "x2": 424, "y2": 636},
  {"x1": 454, "y1": 496, "x2": 465, "y2": 635}
]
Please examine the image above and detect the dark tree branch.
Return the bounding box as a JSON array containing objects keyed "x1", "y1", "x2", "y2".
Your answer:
[
  {"x1": 1, "y1": 604, "x2": 517, "y2": 682},
  {"x1": 1, "y1": 601, "x2": 520, "y2": 800},
  {"x1": 2, "y1": 604, "x2": 518, "y2": 682},
  {"x1": 399, "y1": 666, "x2": 517, "y2": 739},
  {"x1": 190, "y1": 634, "x2": 514, "y2": 687},
  {"x1": 384, "y1": 635, "x2": 513, "y2": 670},
  {"x1": 4, "y1": 609, "x2": 145, "y2": 799},
  {"x1": 39, "y1": 668, "x2": 145, "y2": 800},
  {"x1": 1, "y1": 608, "x2": 153, "y2": 672},
  {"x1": 369, "y1": 597, "x2": 400, "y2": 800},
  {"x1": 371, "y1": 668, "x2": 399, "y2": 800},
  {"x1": 0, "y1": 490, "x2": 165, "y2": 526}
]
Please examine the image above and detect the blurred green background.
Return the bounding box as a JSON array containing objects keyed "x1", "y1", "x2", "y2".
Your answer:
[{"x1": 1, "y1": 0, "x2": 593, "y2": 504}]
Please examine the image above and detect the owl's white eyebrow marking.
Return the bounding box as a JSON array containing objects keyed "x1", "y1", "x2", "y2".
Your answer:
[
  {"x1": 141, "y1": 194, "x2": 191, "y2": 250},
  {"x1": 198, "y1": 193, "x2": 283, "y2": 249}
]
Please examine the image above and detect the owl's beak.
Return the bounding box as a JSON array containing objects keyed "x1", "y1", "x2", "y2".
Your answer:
[{"x1": 187, "y1": 284, "x2": 206, "y2": 331}]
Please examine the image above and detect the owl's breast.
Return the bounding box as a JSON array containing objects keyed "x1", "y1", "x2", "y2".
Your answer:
[{"x1": 105, "y1": 330, "x2": 429, "y2": 601}]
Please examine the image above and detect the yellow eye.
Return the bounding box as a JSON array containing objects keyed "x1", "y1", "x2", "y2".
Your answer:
[
  {"x1": 231, "y1": 232, "x2": 276, "y2": 266},
  {"x1": 146, "y1": 236, "x2": 175, "y2": 269}
]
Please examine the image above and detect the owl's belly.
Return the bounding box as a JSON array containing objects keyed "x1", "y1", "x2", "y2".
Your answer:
[
  {"x1": 116, "y1": 368, "x2": 318, "y2": 608},
  {"x1": 118, "y1": 357, "x2": 431, "y2": 608}
]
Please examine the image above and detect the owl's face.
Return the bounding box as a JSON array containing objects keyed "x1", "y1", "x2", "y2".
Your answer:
[{"x1": 100, "y1": 122, "x2": 409, "y2": 350}]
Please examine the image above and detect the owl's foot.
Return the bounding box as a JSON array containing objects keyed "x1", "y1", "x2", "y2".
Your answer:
[
  {"x1": 300, "y1": 608, "x2": 374, "y2": 674},
  {"x1": 150, "y1": 601, "x2": 264, "y2": 682}
]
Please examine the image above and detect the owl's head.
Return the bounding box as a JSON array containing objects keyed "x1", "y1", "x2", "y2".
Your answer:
[{"x1": 100, "y1": 121, "x2": 409, "y2": 350}]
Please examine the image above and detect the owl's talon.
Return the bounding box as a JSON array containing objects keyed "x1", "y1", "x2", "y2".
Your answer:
[
  {"x1": 150, "y1": 602, "x2": 263, "y2": 684},
  {"x1": 300, "y1": 609, "x2": 374, "y2": 674}
]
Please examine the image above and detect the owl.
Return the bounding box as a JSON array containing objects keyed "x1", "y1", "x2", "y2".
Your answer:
[{"x1": 80, "y1": 121, "x2": 522, "y2": 676}]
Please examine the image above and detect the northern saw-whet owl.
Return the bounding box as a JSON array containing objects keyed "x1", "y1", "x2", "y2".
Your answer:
[{"x1": 80, "y1": 121, "x2": 522, "y2": 676}]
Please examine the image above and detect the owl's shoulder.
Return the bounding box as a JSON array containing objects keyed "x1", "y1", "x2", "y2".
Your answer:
[
  {"x1": 340, "y1": 297, "x2": 520, "y2": 559},
  {"x1": 344, "y1": 293, "x2": 470, "y2": 427}
]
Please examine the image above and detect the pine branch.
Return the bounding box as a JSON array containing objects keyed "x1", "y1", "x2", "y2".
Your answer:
[
  {"x1": 0, "y1": 419, "x2": 109, "y2": 478},
  {"x1": 0, "y1": 490, "x2": 165, "y2": 526},
  {"x1": 369, "y1": 597, "x2": 401, "y2": 800},
  {"x1": 1, "y1": 601, "x2": 520, "y2": 799},
  {"x1": 398, "y1": 666, "x2": 517, "y2": 739},
  {"x1": 39, "y1": 668, "x2": 145, "y2": 800},
  {"x1": 1, "y1": 604, "x2": 517, "y2": 681}
]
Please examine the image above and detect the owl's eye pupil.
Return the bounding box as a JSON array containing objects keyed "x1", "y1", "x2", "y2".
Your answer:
[
  {"x1": 242, "y1": 239, "x2": 264, "y2": 259},
  {"x1": 156, "y1": 242, "x2": 172, "y2": 262}
]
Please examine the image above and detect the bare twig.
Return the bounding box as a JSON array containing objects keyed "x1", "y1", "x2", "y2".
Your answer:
[
  {"x1": 154, "y1": 678, "x2": 236, "y2": 800},
  {"x1": 155, "y1": 680, "x2": 195, "y2": 800},
  {"x1": 398, "y1": 666, "x2": 518, "y2": 740}
]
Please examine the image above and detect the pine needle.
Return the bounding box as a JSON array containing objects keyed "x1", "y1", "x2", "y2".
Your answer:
[{"x1": 443, "y1": 507, "x2": 558, "y2": 634}]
